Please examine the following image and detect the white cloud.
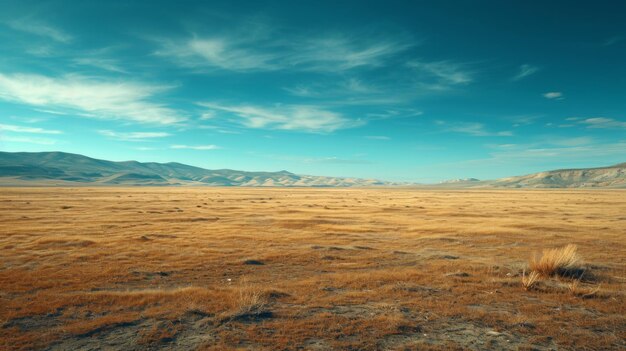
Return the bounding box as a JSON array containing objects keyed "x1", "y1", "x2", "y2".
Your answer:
[
  {"x1": 0, "y1": 72, "x2": 184, "y2": 125},
  {"x1": 580, "y1": 117, "x2": 626, "y2": 129},
  {"x1": 407, "y1": 60, "x2": 472, "y2": 86},
  {"x1": 0, "y1": 135, "x2": 57, "y2": 145},
  {"x1": 170, "y1": 144, "x2": 220, "y2": 150},
  {"x1": 161, "y1": 37, "x2": 278, "y2": 71},
  {"x1": 436, "y1": 121, "x2": 512, "y2": 137},
  {"x1": 0, "y1": 123, "x2": 62, "y2": 134},
  {"x1": 287, "y1": 36, "x2": 409, "y2": 71},
  {"x1": 551, "y1": 136, "x2": 594, "y2": 146},
  {"x1": 135, "y1": 146, "x2": 158, "y2": 151},
  {"x1": 488, "y1": 142, "x2": 626, "y2": 160},
  {"x1": 99, "y1": 130, "x2": 171, "y2": 141},
  {"x1": 157, "y1": 34, "x2": 410, "y2": 72},
  {"x1": 200, "y1": 111, "x2": 216, "y2": 120},
  {"x1": 284, "y1": 78, "x2": 385, "y2": 100},
  {"x1": 198, "y1": 102, "x2": 360, "y2": 133},
  {"x1": 512, "y1": 64, "x2": 539, "y2": 81},
  {"x1": 6, "y1": 21, "x2": 72, "y2": 43},
  {"x1": 73, "y1": 58, "x2": 126, "y2": 73},
  {"x1": 543, "y1": 91, "x2": 563, "y2": 99}
]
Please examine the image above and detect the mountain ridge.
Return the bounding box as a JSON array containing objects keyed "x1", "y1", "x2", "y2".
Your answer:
[
  {"x1": 0, "y1": 151, "x2": 391, "y2": 187},
  {"x1": 0, "y1": 151, "x2": 625, "y2": 188}
]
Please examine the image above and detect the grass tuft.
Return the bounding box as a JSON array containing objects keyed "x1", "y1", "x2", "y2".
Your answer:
[
  {"x1": 529, "y1": 244, "x2": 583, "y2": 277},
  {"x1": 521, "y1": 270, "x2": 541, "y2": 290},
  {"x1": 221, "y1": 278, "x2": 270, "y2": 322}
]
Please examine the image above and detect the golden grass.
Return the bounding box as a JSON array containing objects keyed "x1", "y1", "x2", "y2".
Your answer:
[
  {"x1": 0, "y1": 187, "x2": 625, "y2": 350},
  {"x1": 222, "y1": 278, "x2": 269, "y2": 321},
  {"x1": 529, "y1": 244, "x2": 582, "y2": 277},
  {"x1": 521, "y1": 270, "x2": 541, "y2": 290}
]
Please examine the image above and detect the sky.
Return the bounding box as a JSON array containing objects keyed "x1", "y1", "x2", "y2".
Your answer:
[{"x1": 0, "y1": 0, "x2": 624, "y2": 182}]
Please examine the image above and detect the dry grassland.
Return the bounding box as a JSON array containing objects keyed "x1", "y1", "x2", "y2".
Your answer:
[{"x1": 0, "y1": 187, "x2": 625, "y2": 350}]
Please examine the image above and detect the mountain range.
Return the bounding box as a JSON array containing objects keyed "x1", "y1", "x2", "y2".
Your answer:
[
  {"x1": 0, "y1": 151, "x2": 625, "y2": 188},
  {"x1": 0, "y1": 151, "x2": 391, "y2": 187}
]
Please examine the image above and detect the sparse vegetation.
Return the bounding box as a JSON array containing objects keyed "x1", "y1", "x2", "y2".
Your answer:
[
  {"x1": 529, "y1": 244, "x2": 583, "y2": 277},
  {"x1": 567, "y1": 279, "x2": 602, "y2": 298},
  {"x1": 223, "y1": 278, "x2": 269, "y2": 321},
  {"x1": 0, "y1": 188, "x2": 624, "y2": 350},
  {"x1": 521, "y1": 270, "x2": 541, "y2": 290}
]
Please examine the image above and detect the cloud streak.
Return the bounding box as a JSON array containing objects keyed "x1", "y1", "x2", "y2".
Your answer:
[
  {"x1": 0, "y1": 73, "x2": 184, "y2": 125},
  {"x1": 157, "y1": 33, "x2": 411, "y2": 72},
  {"x1": 436, "y1": 121, "x2": 512, "y2": 137},
  {"x1": 543, "y1": 91, "x2": 563, "y2": 100},
  {"x1": 580, "y1": 117, "x2": 626, "y2": 129},
  {"x1": 6, "y1": 20, "x2": 72, "y2": 43},
  {"x1": 512, "y1": 64, "x2": 539, "y2": 81},
  {"x1": 99, "y1": 130, "x2": 171, "y2": 141},
  {"x1": 199, "y1": 102, "x2": 361, "y2": 133},
  {"x1": 407, "y1": 60, "x2": 472, "y2": 86},
  {"x1": 1, "y1": 136, "x2": 57, "y2": 145},
  {"x1": 0, "y1": 123, "x2": 62, "y2": 134},
  {"x1": 170, "y1": 144, "x2": 220, "y2": 150}
]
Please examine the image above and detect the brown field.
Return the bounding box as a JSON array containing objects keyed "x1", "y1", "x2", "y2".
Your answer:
[{"x1": 1, "y1": 187, "x2": 625, "y2": 350}]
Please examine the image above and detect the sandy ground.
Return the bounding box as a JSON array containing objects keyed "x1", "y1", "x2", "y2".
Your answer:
[{"x1": 0, "y1": 187, "x2": 625, "y2": 350}]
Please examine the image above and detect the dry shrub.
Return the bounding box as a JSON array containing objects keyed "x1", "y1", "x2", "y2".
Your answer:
[
  {"x1": 567, "y1": 280, "x2": 601, "y2": 298},
  {"x1": 529, "y1": 244, "x2": 583, "y2": 277},
  {"x1": 521, "y1": 270, "x2": 541, "y2": 290},
  {"x1": 222, "y1": 278, "x2": 269, "y2": 321}
]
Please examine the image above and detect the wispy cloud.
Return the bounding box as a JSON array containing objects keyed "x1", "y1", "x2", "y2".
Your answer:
[
  {"x1": 73, "y1": 58, "x2": 126, "y2": 73},
  {"x1": 436, "y1": 121, "x2": 512, "y2": 137},
  {"x1": 509, "y1": 115, "x2": 541, "y2": 127},
  {"x1": 158, "y1": 37, "x2": 278, "y2": 71},
  {"x1": 0, "y1": 72, "x2": 184, "y2": 125},
  {"x1": 287, "y1": 36, "x2": 410, "y2": 72},
  {"x1": 99, "y1": 130, "x2": 171, "y2": 141},
  {"x1": 198, "y1": 102, "x2": 361, "y2": 133},
  {"x1": 487, "y1": 141, "x2": 626, "y2": 161},
  {"x1": 284, "y1": 78, "x2": 391, "y2": 102},
  {"x1": 512, "y1": 64, "x2": 539, "y2": 81},
  {"x1": 0, "y1": 123, "x2": 62, "y2": 134},
  {"x1": 156, "y1": 33, "x2": 410, "y2": 72},
  {"x1": 261, "y1": 153, "x2": 372, "y2": 165},
  {"x1": 580, "y1": 117, "x2": 626, "y2": 129},
  {"x1": 430, "y1": 139, "x2": 626, "y2": 179},
  {"x1": 170, "y1": 144, "x2": 220, "y2": 150},
  {"x1": 6, "y1": 20, "x2": 72, "y2": 43},
  {"x1": 543, "y1": 91, "x2": 564, "y2": 100},
  {"x1": 407, "y1": 60, "x2": 472, "y2": 86},
  {"x1": 0, "y1": 135, "x2": 57, "y2": 145}
]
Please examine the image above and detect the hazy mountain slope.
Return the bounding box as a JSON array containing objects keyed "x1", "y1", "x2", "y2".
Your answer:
[
  {"x1": 488, "y1": 163, "x2": 626, "y2": 188},
  {"x1": 0, "y1": 151, "x2": 389, "y2": 187},
  {"x1": 1, "y1": 151, "x2": 624, "y2": 188}
]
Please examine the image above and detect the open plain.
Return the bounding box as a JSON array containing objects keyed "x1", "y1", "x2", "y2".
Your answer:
[{"x1": 0, "y1": 187, "x2": 625, "y2": 350}]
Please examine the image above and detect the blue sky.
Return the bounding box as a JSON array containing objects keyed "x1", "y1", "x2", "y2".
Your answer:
[{"x1": 0, "y1": 0, "x2": 624, "y2": 182}]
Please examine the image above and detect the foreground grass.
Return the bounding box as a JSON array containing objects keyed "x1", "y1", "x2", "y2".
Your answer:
[
  {"x1": 0, "y1": 188, "x2": 625, "y2": 350},
  {"x1": 530, "y1": 244, "x2": 583, "y2": 277}
]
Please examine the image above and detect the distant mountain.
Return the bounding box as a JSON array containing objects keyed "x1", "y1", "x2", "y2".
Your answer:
[
  {"x1": 486, "y1": 163, "x2": 626, "y2": 188},
  {"x1": 0, "y1": 151, "x2": 392, "y2": 187},
  {"x1": 1, "y1": 151, "x2": 624, "y2": 188},
  {"x1": 440, "y1": 178, "x2": 480, "y2": 184}
]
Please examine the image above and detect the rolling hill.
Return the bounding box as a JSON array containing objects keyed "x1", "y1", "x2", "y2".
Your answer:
[
  {"x1": 1, "y1": 151, "x2": 625, "y2": 187},
  {"x1": 0, "y1": 151, "x2": 391, "y2": 187},
  {"x1": 486, "y1": 163, "x2": 626, "y2": 188}
]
